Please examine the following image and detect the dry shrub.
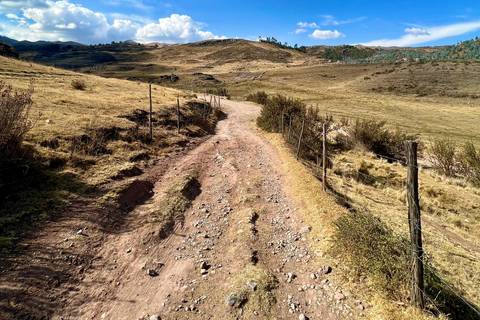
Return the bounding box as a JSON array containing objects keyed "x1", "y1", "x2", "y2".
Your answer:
[
  {"x1": 71, "y1": 79, "x2": 86, "y2": 90},
  {"x1": 458, "y1": 140, "x2": 480, "y2": 187},
  {"x1": 330, "y1": 210, "x2": 410, "y2": 301},
  {"x1": 346, "y1": 118, "x2": 417, "y2": 161},
  {"x1": 429, "y1": 137, "x2": 457, "y2": 177},
  {"x1": 0, "y1": 80, "x2": 34, "y2": 160}
]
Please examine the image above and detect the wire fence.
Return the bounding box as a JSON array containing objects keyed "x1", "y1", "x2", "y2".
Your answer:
[{"x1": 278, "y1": 113, "x2": 480, "y2": 318}]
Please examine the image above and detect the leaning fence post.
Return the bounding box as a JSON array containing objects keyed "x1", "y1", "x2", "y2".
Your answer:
[
  {"x1": 296, "y1": 119, "x2": 305, "y2": 161},
  {"x1": 322, "y1": 123, "x2": 327, "y2": 192},
  {"x1": 405, "y1": 141, "x2": 425, "y2": 310},
  {"x1": 149, "y1": 84, "x2": 153, "y2": 140},
  {"x1": 176, "y1": 98, "x2": 180, "y2": 134}
]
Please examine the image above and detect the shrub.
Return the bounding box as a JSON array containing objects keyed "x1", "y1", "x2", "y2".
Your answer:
[
  {"x1": 330, "y1": 211, "x2": 410, "y2": 301},
  {"x1": 346, "y1": 118, "x2": 417, "y2": 161},
  {"x1": 246, "y1": 91, "x2": 269, "y2": 106},
  {"x1": 256, "y1": 94, "x2": 306, "y2": 132},
  {"x1": 71, "y1": 79, "x2": 86, "y2": 90},
  {"x1": 0, "y1": 80, "x2": 34, "y2": 160},
  {"x1": 428, "y1": 137, "x2": 457, "y2": 177},
  {"x1": 458, "y1": 140, "x2": 480, "y2": 186}
]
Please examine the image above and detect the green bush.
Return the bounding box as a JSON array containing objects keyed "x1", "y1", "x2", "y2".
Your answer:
[
  {"x1": 330, "y1": 211, "x2": 410, "y2": 301},
  {"x1": 246, "y1": 91, "x2": 269, "y2": 106},
  {"x1": 0, "y1": 80, "x2": 34, "y2": 160},
  {"x1": 256, "y1": 94, "x2": 306, "y2": 132}
]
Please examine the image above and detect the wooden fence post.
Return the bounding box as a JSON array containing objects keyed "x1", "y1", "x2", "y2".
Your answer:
[
  {"x1": 281, "y1": 111, "x2": 284, "y2": 136},
  {"x1": 322, "y1": 123, "x2": 327, "y2": 192},
  {"x1": 405, "y1": 141, "x2": 425, "y2": 310},
  {"x1": 296, "y1": 119, "x2": 305, "y2": 161},
  {"x1": 288, "y1": 116, "x2": 292, "y2": 142},
  {"x1": 149, "y1": 84, "x2": 153, "y2": 140},
  {"x1": 176, "y1": 98, "x2": 180, "y2": 134}
]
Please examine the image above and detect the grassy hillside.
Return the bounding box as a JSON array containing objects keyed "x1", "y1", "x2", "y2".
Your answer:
[{"x1": 0, "y1": 56, "x2": 220, "y2": 251}]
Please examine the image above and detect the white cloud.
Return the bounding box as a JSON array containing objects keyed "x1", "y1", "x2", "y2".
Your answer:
[
  {"x1": 0, "y1": 0, "x2": 222, "y2": 44},
  {"x1": 297, "y1": 22, "x2": 319, "y2": 28},
  {"x1": 405, "y1": 27, "x2": 429, "y2": 36},
  {"x1": 320, "y1": 15, "x2": 365, "y2": 26},
  {"x1": 6, "y1": 13, "x2": 21, "y2": 19},
  {"x1": 309, "y1": 29, "x2": 345, "y2": 40},
  {"x1": 361, "y1": 20, "x2": 480, "y2": 47},
  {"x1": 0, "y1": 24, "x2": 4, "y2": 32},
  {"x1": 55, "y1": 22, "x2": 76, "y2": 29},
  {"x1": 135, "y1": 14, "x2": 224, "y2": 43},
  {"x1": 295, "y1": 28, "x2": 307, "y2": 34},
  {"x1": 0, "y1": 0, "x2": 48, "y2": 12}
]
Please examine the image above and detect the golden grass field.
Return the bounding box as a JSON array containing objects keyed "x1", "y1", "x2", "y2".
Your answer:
[{"x1": 5, "y1": 39, "x2": 480, "y2": 319}]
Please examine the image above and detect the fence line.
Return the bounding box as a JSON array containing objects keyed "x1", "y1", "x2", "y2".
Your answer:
[{"x1": 278, "y1": 112, "x2": 480, "y2": 316}]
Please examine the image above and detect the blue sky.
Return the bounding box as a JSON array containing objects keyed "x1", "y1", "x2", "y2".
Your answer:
[{"x1": 0, "y1": 0, "x2": 480, "y2": 47}]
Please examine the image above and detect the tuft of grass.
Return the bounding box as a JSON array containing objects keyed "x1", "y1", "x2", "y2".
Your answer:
[
  {"x1": 71, "y1": 79, "x2": 86, "y2": 90},
  {"x1": 231, "y1": 264, "x2": 279, "y2": 315},
  {"x1": 150, "y1": 173, "x2": 201, "y2": 239}
]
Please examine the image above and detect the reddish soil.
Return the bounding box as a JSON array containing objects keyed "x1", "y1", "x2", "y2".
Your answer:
[{"x1": 0, "y1": 99, "x2": 359, "y2": 320}]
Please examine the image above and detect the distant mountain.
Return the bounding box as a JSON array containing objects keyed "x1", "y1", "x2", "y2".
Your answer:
[
  {"x1": 0, "y1": 35, "x2": 85, "y2": 52},
  {"x1": 0, "y1": 41, "x2": 18, "y2": 59}
]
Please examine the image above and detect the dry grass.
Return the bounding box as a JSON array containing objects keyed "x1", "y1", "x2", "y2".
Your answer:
[
  {"x1": 0, "y1": 56, "x2": 217, "y2": 251},
  {"x1": 266, "y1": 131, "x2": 476, "y2": 319},
  {"x1": 329, "y1": 150, "x2": 480, "y2": 315}
]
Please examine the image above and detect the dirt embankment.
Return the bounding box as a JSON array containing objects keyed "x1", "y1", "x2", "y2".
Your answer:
[{"x1": 0, "y1": 99, "x2": 362, "y2": 320}]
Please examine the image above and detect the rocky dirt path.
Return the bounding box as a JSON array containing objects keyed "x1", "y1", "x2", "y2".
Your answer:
[{"x1": 1, "y1": 99, "x2": 361, "y2": 320}]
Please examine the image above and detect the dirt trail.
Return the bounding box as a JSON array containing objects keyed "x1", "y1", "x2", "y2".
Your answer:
[{"x1": 1, "y1": 99, "x2": 357, "y2": 320}]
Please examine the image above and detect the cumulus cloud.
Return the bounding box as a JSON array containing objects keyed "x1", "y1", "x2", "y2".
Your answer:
[
  {"x1": 0, "y1": 0, "x2": 47, "y2": 12},
  {"x1": 361, "y1": 20, "x2": 480, "y2": 47},
  {"x1": 297, "y1": 22, "x2": 319, "y2": 28},
  {"x1": 0, "y1": 0, "x2": 222, "y2": 44},
  {"x1": 295, "y1": 28, "x2": 307, "y2": 34},
  {"x1": 405, "y1": 27, "x2": 429, "y2": 36},
  {"x1": 135, "y1": 14, "x2": 224, "y2": 43},
  {"x1": 309, "y1": 30, "x2": 345, "y2": 40}
]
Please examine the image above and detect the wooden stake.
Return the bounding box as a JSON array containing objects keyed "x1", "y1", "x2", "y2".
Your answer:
[
  {"x1": 322, "y1": 123, "x2": 327, "y2": 192},
  {"x1": 296, "y1": 119, "x2": 305, "y2": 161},
  {"x1": 406, "y1": 141, "x2": 425, "y2": 310},
  {"x1": 176, "y1": 98, "x2": 180, "y2": 134},
  {"x1": 281, "y1": 111, "x2": 284, "y2": 136},
  {"x1": 149, "y1": 84, "x2": 153, "y2": 140},
  {"x1": 288, "y1": 116, "x2": 292, "y2": 142}
]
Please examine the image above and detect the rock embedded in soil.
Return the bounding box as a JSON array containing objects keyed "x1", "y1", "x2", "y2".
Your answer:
[
  {"x1": 226, "y1": 294, "x2": 238, "y2": 307},
  {"x1": 150, "y1": 316, "x2": 161, "y2": 320},
  {"x1": 320, "y1": 265, "x2": 332, "y2": 275},
  {"x1": 334, "y1": 292, "x2": 346, "y2": 301},
  {"x1": 300, "y1": 226, "x2": 312, "y2": 234},
  {"x1": 247, "y1": 281, "x2": 258, "y2": 291},
  {"x1": 147, "y1": 269, "x2": 158, "y2": 277}
]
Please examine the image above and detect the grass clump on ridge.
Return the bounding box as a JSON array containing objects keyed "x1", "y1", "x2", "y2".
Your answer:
[
  {"x1": 151, "y1": 173, "x2": 201, "y2": 239},
  {"x1": 231, "y1": 264, "x2": 279, "y2": 316}
]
